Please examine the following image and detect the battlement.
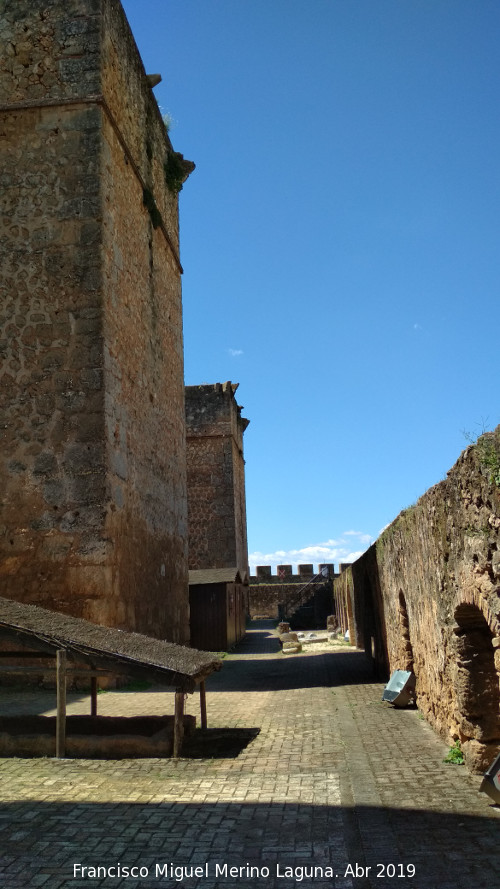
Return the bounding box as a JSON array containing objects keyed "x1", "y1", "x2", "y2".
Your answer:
[
  {"x1": 250, "y1": 564, "x2": 336, "y2": 583},
  {"x1": 248, "y1": 563, "x2": 336, "y2": 621}
]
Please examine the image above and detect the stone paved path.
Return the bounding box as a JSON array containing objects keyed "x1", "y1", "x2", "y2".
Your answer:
[{"x1": 0, "y1": 620, "x2": 498, "y2": 889}]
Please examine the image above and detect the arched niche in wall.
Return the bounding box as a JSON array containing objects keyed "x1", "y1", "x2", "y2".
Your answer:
[
  {"x1": 362, "y1": 570, "x2": 387, "y2": 678},
  {"x1": 344, "y1": 574, "x2": 355, "y2": 643},
  {"x1": 452, "y1": 602, "x2": 500, "y2": 748},
  {"x1": 398, "y1": 591, "x2": 414, "y2": 673},
  {"x1": 362, "y1": 572, "x2": 376, "y2": 657}
]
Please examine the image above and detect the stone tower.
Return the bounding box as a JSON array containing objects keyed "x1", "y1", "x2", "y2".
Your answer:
[
  {"x1": 0, "y1": 0, "x2": 193, "y2": 641},
  {"x1": 185, "y1": 382, "x2": 250, "y2": 577}
]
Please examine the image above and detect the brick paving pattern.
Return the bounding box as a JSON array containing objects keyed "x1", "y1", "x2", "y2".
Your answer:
[{"x1": 0, "y1": 620, "x2": 498, "y2": 888}]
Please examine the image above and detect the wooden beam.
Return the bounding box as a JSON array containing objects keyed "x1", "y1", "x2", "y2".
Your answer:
[
  {"x1": 0, "y1": 651, "x2": 54, "y2": 658},
  {"x1": 173, "y1": 690, "x2": 185, "y2": 758},
  {"x1": 0, "y1": 666, "x2": 56, "y2": 673},
  {"x1": 55, "y1": 649, "x2": 67, "y2": 759},
  {"x1": 91, "y1": 676, "x2": 98, "y2": 717},
  {"x1": 199, "y1": 680, "x2": 207, "y2": 729},
  {"x1": 0, "y1": 666, "x2": 108, "y2": 675}
]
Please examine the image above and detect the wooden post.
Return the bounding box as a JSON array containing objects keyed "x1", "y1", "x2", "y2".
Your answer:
[
  {"x1": 173, "y1": 690, "x2": 185, "y2": 758},
  {"x1": 56, "y1": 649, "x2": 67, "y2": 758},
  {"x1": 199, "y1": 680, "x2": 207, "y2": 730},
  {"x1": 90, "y1": 676, "x2": 98, "y2": 717}
]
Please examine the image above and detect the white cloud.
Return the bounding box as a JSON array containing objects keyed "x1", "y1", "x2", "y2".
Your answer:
[
  {"x1": 228, "y1": 348, "x2": 243, "y2": 357},
  {"x1": 343, "y1": 530, "x2": 373, "y2": 544},
  {"x1": 249, "y1": 531, "x2": 374, "y2": 574}
]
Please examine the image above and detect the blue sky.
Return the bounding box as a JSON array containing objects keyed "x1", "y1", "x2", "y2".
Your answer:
[{"x1": 122, "y1": 0, "x2": 500, "y2": 572}]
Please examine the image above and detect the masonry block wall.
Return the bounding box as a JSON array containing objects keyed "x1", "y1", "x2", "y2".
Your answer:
[
  {"x1": 185, "y1": 383, "x2": 249, "y2": 577},
  {"x1": 249, "y1": 583, "x2": 327, "y2": 621},
  {"x1": 334, "y1": 429, "x2": 500, "y2": 772},
  {"x1": 249, "y1": 565, "x2": 335, "y2": 619},
  {"x1": 0, "y1": 0, "x2": 192, "y2": 641}
]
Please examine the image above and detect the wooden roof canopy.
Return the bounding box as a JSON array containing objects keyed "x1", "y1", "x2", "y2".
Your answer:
[
  {"x1": 0, "y1": 596, "x2": 222, "y2": 693},
  {"x1": 188, "y1": 567, "x2": 248, "y2": 586}
]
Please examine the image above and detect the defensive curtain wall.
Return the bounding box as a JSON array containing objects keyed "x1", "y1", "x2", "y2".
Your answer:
[
  {"x1": 334, "y1": 428, "x2": 500, "y2": 773},
  {"x1": 249, "y1": 564, "x2": 337, "y2": 625},
  {"x1": 0, "y1": 0, "x2": 194, "y2": 641},
  {"x1": 185, "y1": 383, "x2": 250, "y2": 579}
]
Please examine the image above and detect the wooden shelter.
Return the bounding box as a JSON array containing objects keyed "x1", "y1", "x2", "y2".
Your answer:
[
  {"x1": 189, "y1": 568, "x2": 248, "y2": 652},
  {"x1": 0, "y1": 597, "x2": 222, "y2": 758}
]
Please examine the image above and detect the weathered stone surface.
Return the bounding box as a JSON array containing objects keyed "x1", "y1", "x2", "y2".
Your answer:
[
  {"x1": 277, "y1": 622, "x2": 290, "y2": 634},
  {"x1": 334, "y1": 428, "x2": 500, "y2": 772},
  {"x1": 185, "y1": 383, "x2": 249, "y2": 577},
  {"x1": 0, "y1": 0, "x2": 192, "y2": 642},
  {"x1": 249, "y1": 566, "x2": 334, "y2": 621},
  {"x1": 282, "y1": 641, "x2": 302, "y2": 654}
]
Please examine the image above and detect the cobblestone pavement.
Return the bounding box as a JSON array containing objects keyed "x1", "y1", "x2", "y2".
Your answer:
[{"x1": 0, "y1": 620, "x2": 498, "y2": 889}]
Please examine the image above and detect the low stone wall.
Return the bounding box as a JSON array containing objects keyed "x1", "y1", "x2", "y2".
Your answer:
[{"x1": 334, "y1": 429, "x2": 500, "y2": 772}]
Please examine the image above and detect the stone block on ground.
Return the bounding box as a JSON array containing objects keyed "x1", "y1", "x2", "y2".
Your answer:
[{"x1": 282, "y1": 641, "x2": 302, "y2": 654}]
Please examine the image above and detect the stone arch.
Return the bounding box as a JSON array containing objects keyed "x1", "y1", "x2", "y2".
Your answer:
[
  {"x1": 457, "y1": 588, "x2": 500, "y2": 637},
  {"x1": 398, "y1": 591, "x2": 414, "y2": 672},
  {"x1": 361, "y1": 570, "x2": 387, "y2": 678},
  {"x1": 452, "y1": 600, "x2": 500, "y2": 769},
  {"x1": 345, "y1": 576, "x2": 355, "y2": 643}
]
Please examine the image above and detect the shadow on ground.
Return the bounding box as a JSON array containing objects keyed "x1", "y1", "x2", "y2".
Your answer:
[
  {"x1": 181, "y1": 727, "x2": 260, "y2": 758},
  {"x1": 0, "y1": 799, "x2": 497, "y2": 888},
  {"x1": 206, "y1": 651, "x2": 380, "y2": 692},
  {"x1": 205, "y1": 624, "x2": 380, "y2": 693}
]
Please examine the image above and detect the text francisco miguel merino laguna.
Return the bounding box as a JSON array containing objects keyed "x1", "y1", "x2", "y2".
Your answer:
[{"x1": 73, "y1": 862, "x2": 348, "y2": 881}]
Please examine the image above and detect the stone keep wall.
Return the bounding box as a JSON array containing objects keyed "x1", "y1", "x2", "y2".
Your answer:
[
  {"x1": 248, "y1": 583, "x2": 325, "y2": 620},
  {"x1": 185, "y1": 382, "x2": 249, "y2": 576},
  {"x1": 249, "y1": 565, "x2": 335, "y2": 619},
  {"x1": 0, "y1": 0, "x2": 192, "y2": 642},
  {"x1": 334, "y1": 429, "x2": 500, "y2": 771}
]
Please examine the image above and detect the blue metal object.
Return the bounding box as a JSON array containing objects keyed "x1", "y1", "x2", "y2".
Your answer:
[
  {"x1": 382, "y1": 670, "x2": 416, "y2": 707},
  {"x1": 480, "y1": 751, "x2": 500, "y2": 804}
]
